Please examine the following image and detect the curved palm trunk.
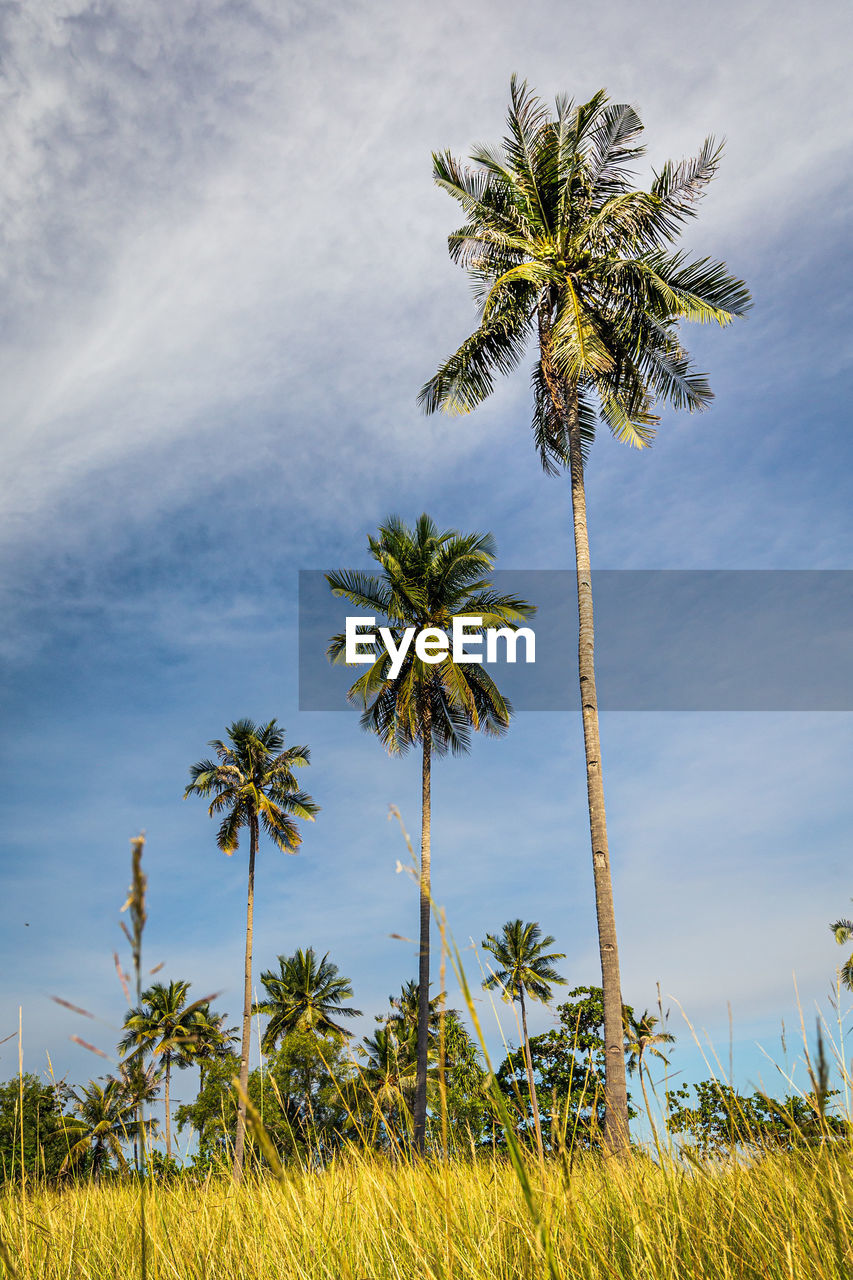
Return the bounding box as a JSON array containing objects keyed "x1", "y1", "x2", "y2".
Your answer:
[
  {"x1": 413, "y1": 722, "x2": 432, "y2": 1154},
  {"x1": 519, "y1": 989, "x2": 545, "y2": 1168},
  {"x1": 233, "y1": 814, "x2": 257, "y2": 1182},
  {"x1": 539, "y1": 323, "x2": 629, "y2": 1153}
]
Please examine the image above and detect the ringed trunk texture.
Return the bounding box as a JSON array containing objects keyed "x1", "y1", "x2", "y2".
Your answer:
[
  {"x1": 520, "y1": 989, "x2": 545, "y2": 1168},
  {"x1": 233, "y1": 815, "x2": 257, "y2": 1182},
  {"x1": 413, "y1": 720, "x2": 432, "y2": 1153},
  {"x1": 566, "y1": 406, "x2": 630, "y2": 1152},
  {"x1": 538, "y1": 319, "x2": 629, "y2": 1152}
]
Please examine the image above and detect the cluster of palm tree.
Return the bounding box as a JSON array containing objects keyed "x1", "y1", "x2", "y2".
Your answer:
[
  {"x1": 56, "y1": 920, "x2": 677, "y2": 1176},
  {"x1": 181, "y1": 78, "x2": 749, "y2": 1170},
  {"x1": 119, "y1": 980, "x2": 236, "y2": 1159},
  {"x1": 59, "y1": 1075, "x2": 156, "y2": 1180}
]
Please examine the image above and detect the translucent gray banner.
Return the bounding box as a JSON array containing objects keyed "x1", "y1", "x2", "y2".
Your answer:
[{"x1": 298, "y1": 570, "x2": 853, "y2": 711}]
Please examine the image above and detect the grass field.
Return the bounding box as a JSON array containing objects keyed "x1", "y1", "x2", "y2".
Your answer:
[{"x1": 1, "y1": 1144, "x2": 852, "y2": 1279}]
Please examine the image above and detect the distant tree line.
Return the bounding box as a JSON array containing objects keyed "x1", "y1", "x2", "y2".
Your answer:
[{"x1": 3, "y1": 937, "x2": 843, "y2": 1182}]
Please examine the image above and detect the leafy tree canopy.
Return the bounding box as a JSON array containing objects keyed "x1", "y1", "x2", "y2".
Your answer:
[
  {"x1": 666, "y1": 1080, "x2": 848, "y2": 1154},
  {"x1": 175, "y1": 1034, "x2": 357, "y2": 1169},
  {"x1": 496, "y1": 987, "x2": 639, "y2": 1149},
  {"x1": 0, "y1": 1075, "x2": 73, "y2": 1182}
]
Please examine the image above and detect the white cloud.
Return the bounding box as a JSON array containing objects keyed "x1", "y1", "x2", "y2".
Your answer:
[{"x1": 1, "y1": 0, "x2": 850, "y2": 560}]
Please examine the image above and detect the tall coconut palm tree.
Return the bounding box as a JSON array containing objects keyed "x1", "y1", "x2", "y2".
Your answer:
[
  {"x1": 482, "y1": 919, "x2": 566, "y2": 1165},
  {"x1": 327, "y1": 514, "x2": 534, "y2": 1152},
  {"x1": 624, "y1": 1008, "x2": 675, "y2": 1127},
  {"x1": 253, "y1": 948, "x2": 361, "y2": 1051},
  {"x1": 61, "y1": 1077, "x2": 153, "y2": 1180},
  {"x1": 119, "y1": 979, "x2": 203, "y2": 1161},
  {"x1": 421, "y1": 80, "x2": 750, "y2": 1150},
  {"x1": 184, "y1": 718, "x2": 318, "y2": 1181}
]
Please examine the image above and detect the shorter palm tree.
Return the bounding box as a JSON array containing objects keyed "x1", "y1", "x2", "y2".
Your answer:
[
  {"x1": 482, "y1": 919, "x2": 566, "y2": 1165},
  {"x1": 358, "y1": 1025, "x2": 422, "y2": 1147},
  {"x1": 328, "y1": 514, "x2": 533, "y2": 1152},
  {"x1": 120, "y1": 979, "x2": 204, "y2": 1160},
  {"x1": 186, "y1": 1002, "x2": 238, "y2": 1091},
  {"x1": 116, "y1": 1059, "x2": 160, "y2": 1173},
  {"x1": 624, "y1": 1008, "x2": 675, "y2": 1127},
  {"x1": 253, "y1": 948, "x2": 361, "y2": 1052},
  {"x1": 184, "y1": 718, "x2": 318, "y2": 1181},
  {"x1": 61, "y1": 1077, "x2": 153, "y2": 1180},
  {"x1": 383, "y1": 980, "x2": 440, "y2": 1039},
  {"x1": 830, "y1": 908, "x2": 853, "y2": 990}
]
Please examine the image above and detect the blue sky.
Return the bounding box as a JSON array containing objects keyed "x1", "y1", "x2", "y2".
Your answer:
[{"x1": 1, "y1": 0, "x2": 852, "y2": 1141}]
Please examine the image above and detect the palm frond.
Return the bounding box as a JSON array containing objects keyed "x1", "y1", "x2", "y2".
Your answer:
[
  {"x1": 425, "y1": 80, "x2": 749, "y2": 459},
  {"x1": 585, "y1": 101, "x2": 645, "y2": 198},
  {"x1": 419, "y1": 295, "x2": 533, "y2": 416},
  {"x1": 651, "y1": 136, "x2": 724, "y2": 221},
  {"x1": 325, "y1": 569, "x2": 391, "y2": 616}
]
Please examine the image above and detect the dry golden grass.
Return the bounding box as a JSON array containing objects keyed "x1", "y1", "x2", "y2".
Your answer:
[{"x1": 1, "y1": 1144, "x2": 852, "y2": 1279}]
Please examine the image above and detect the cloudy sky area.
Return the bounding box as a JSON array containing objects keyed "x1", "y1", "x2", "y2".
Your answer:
[{"x1": 1, "y1": 0, "x2": 851, "y2": 1132}]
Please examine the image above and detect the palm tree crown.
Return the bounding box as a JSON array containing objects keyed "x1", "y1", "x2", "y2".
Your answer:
[
  {"x1": 383, "y1": 980, "x2": 440, "y2": 1038},
  {"x1": 120, "y1": 980, "x2": 202, "y2": 1063},
  {"x1": 420, "y1": 77, "x2": 751, "y2": 461},
  {"x1": 253, "y1": 948, "x2": 362, "y2": 1052},
  {"x1": 188, "y1": 1002, "x2": 238, "y2": 1066},
  {"x1": 830, "y1": 910, "x2": 853, "y2": 990},
  {"x1": 184, "y1": 718, "x2": 318, "y2": 855},
  {"x1": 482, "y1": 919, "x2": 566, "y2": 1005},
  {"x1": 61, "y1": 1077, "x2": 151, "y2": 1179},
  {"x1": 624, "y1": 1009, "x2": 675, "y2": 1076},
  {"x1": 359, "y1": 1025, "x2": 420, "y2": 1109},
  {"x1": 327, "y1": 513, "x2": 534, "y2": 754}
]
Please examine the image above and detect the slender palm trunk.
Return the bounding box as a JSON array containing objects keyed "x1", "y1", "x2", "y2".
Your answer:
[
  {"x1": 566, "y1": 406, "x2": 630, "y2": 1152},
  {"x1": 164, "y1": 1055, "x2": 172, "y2": 1161},
  {"x1": 233, "y1": 814, "x2": 257, "y2": 1182},
  {"x1": 519, "y1": 989, "x2": 545, "y2": 1168},
  {"x1": 413, "y1": 718, "x2": 432, "y2": 1154},
  {"x1": 539, "y1": 319, "x2": 629, "y2": 1152}
]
